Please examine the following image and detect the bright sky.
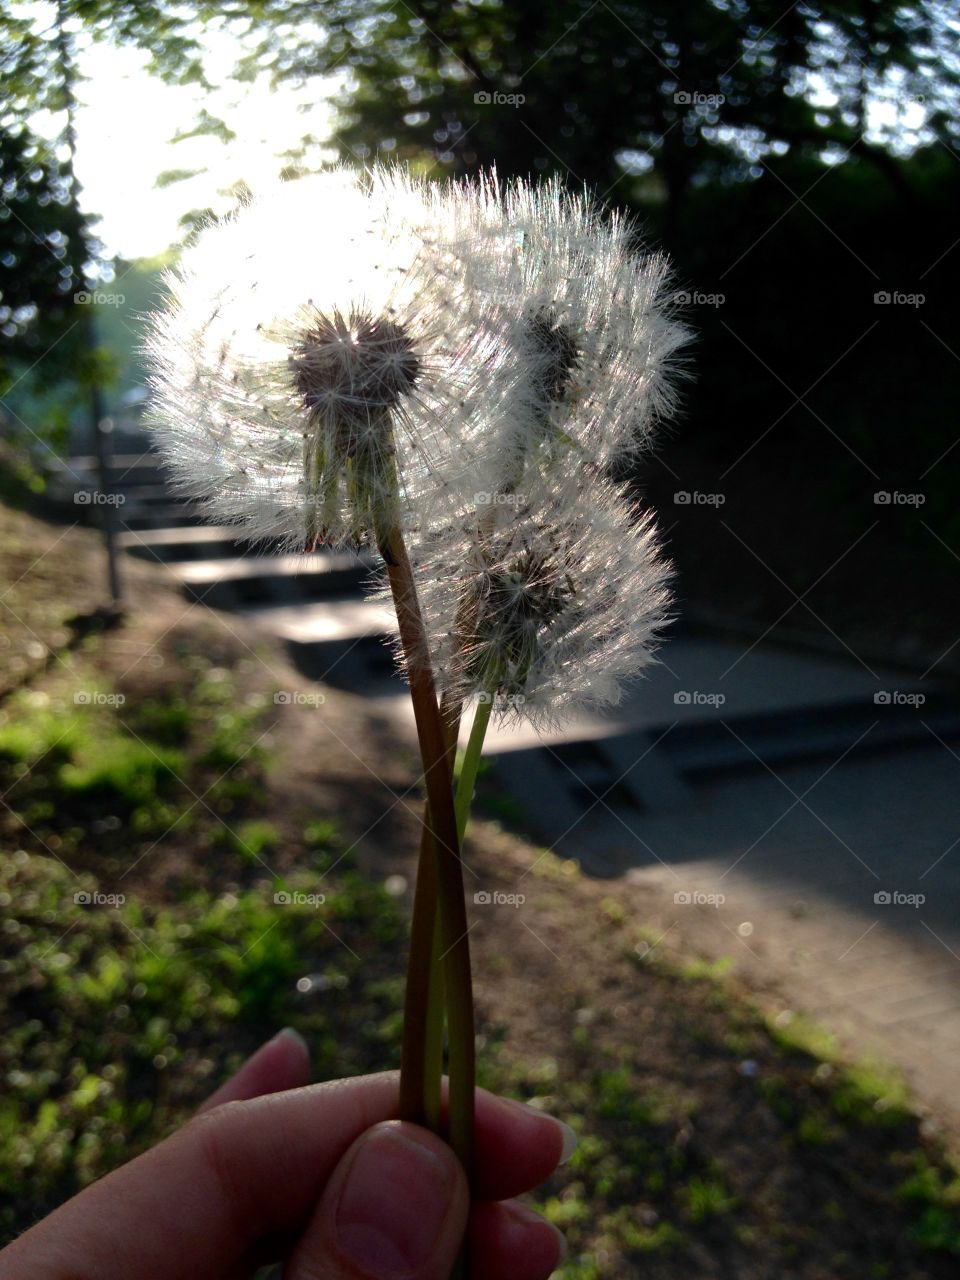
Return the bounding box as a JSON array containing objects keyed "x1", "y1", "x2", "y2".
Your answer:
[
  {"x1": 47, "y1": 33, "x2": 338, "y2": 261},
  {"x1": 30, "y1": 13, "x2": 935, "y2": 264}
]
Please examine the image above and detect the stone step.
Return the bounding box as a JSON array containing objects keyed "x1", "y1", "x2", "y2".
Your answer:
[
  {"x1": 117, "y1": 504, "x2": 208, "y2": 530},
  {"x1": 170, "y1": 552, "x2": 374, "y2": 608},
  {"x1": 48, "y1": 453, "x2": 165, "y2": 492},
  {"x1": 241, "y1": 598, "x2": 394, "y2": 644},
  {"x1": 119, "y1": 525, "x2": 261, "y2": 562},
  {"x1": 661, "y1": 695, "x2": 960, "y2": 777},
  {"x1": 109, "y1": 483, "x2": 181, "y2": 505},
  {"x1": 60, "y1": 451, "x2": 163, "y2": 471},
  {"x1": 241, "y1": 600, "x2": 399, "y2": 691}
]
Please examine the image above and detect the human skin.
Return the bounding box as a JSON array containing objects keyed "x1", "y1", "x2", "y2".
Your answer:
[{"x1": 0, "y1": 1029, "x2": 571, "y2": 1280}]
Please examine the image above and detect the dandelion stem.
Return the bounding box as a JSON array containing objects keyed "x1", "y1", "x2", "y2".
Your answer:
[
  {"x1": 455, "y1": 696, "x2": 494, "y2": 841},
  {"x1": 384, "y1": 528, "x2": 475, "y2": 1189},
  {"x1": 402, "y1": 694, "x2": 461, "y2": 1133},
  {"x1": 423, "y1": 908, "x2": 444, "y2": 1131},
  {"x1": 399, "y1": 820, "x2": 439, "y2": 1126}
]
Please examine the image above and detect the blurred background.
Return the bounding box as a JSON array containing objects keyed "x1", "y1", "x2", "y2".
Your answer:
[
  {"x1": 2, "y1": 3, "x2": 960, "y2": 1277},
  {"x1": 4, "y1": 0, "x2": 959, "y2": 659}
]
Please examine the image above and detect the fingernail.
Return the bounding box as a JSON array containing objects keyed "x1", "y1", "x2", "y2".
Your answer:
[
  {"x1": 335, "y1": 1124, "x2": 457, "y2": 1276},
  {"x1": 556, "y1": 1118, "x2": 578, "y2": 1164},
  {"x1": 500, "y1": 1096, "x2": 579, "y2": 1164},
  {"x1": 273, "y1": 1026, "x2": 309, "y2": 1057}
]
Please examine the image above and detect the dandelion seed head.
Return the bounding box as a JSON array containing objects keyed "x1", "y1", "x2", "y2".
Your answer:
[
  {"x1": 291, "y1": 307, "x2": 421, "y2": 428},
  {"x1": 147, "y1": 163, "x2": 682, "y2": 726},
  {"x1": 413, "y1": 468, "x2": 673, "y2": 727},
  {"x1": 144, "y1": 167, "x2": 517, "y2": 551},
  {"x1": 425, "y1": 170, "x2": 691, "y2": 476}
]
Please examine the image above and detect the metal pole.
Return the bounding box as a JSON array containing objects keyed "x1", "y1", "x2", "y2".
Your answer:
[{"x1": 91, "y1": 386, "x2": 123, "y2": 610}]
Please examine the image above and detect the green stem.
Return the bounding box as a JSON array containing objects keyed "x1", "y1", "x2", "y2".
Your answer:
[
  {"x1": 417, "y1": 695, "x2": 462, "y2": 1134},
  {"x1": 399, "y1": 820, "x2": 439, "y2": 1127},
  {"x1": 400, "y1": 693, "x2": 461, "y2": 1130},
  {"x1": 455, "y1": 696, "x2": 494, "y2": 842}
]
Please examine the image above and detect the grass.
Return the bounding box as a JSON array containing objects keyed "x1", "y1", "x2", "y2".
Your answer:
[
  {"x1": 0, "y1": 656, "x2": 270, "y2": 879},
  {"x1": 0, "y1": 845, "x2": 405, "y2": 1233},
  {"x1": 2, "y1": 505, "x2": 960, "y2": 1276},
  {"x1": 3, "y1": 666, "x2": 960, "y2": 1276}
]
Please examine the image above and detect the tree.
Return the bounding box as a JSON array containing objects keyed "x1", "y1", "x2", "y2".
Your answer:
[
  {"x1": 243, "y1": 0, "x2": 957, "y2": 219},
  {"x1": 0, "y1": 122, "x2": 89, "y2": 388},
  {"x1": 0, "y1": 0, "x2": 214, "y2": 418}
]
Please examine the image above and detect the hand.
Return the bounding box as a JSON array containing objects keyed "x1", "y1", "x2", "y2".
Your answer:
[{"x1": 0, "y1": 1029, "x2": 572, "y2": 1279}]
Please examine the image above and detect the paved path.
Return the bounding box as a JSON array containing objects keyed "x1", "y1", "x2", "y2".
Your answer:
[{"x1": 57, "y1": 443, "x2": 960, "y2": 1131}]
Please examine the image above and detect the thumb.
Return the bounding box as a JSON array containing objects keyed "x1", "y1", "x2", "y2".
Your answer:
[{"x1": 286, "y1": 1120, "x2": 469, "y2": 1280}]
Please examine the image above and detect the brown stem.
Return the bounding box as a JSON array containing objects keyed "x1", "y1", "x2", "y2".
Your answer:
[{"x1": 383, "y1": 529, "x2": 475, "y2": 1185}]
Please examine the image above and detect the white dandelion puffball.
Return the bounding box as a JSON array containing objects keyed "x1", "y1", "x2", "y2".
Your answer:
[
  {"x1": 146, "y1": 164, "x2": 682, "y2": 724},
  {"x1": 385, "y1": 168, "x2": 691, "y2": 487},
  {"x1": 413, "y1": 467, "x2": 673, "y2": 727},
  {"x1": 145, "y1": 168, "x2": 516, "y2": 551}
]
